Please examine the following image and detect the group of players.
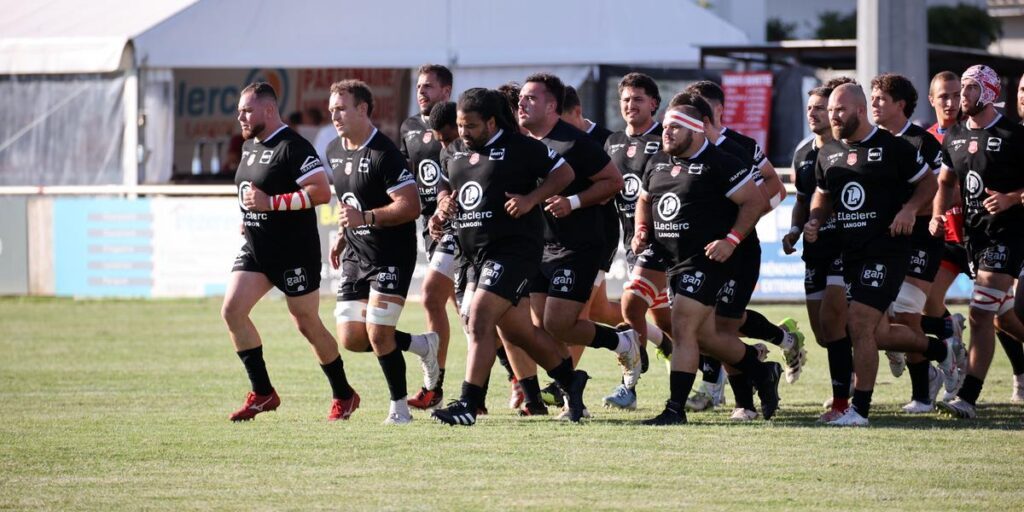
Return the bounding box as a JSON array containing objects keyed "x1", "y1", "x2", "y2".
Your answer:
[{"x1": 223, "y1": 61, "x2": 1024, "y2": 427}]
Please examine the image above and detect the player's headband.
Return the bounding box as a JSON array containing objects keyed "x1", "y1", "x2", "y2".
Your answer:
[
  {"x1": 962, "y1": 64, "x2": 1000, "y2": 106},
  {"x1": 664, "y1": 109, "x2": 704, "y2": 133}
]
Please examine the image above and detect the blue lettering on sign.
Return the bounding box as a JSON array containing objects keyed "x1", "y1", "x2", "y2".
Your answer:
[{"x1": 175, "y1": 68, "x2": 288, "y2": 118}]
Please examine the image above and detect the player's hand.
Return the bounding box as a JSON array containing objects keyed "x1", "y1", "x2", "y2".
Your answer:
[
  {"x1": 238, "y1": 222, "x2": 244, "y2": 236},
  {"x1": 428, "y1": 214, "x2": 446, "y2": 240},
  {"x1": 505, "y1": 192, "x2": 536, "y2": 218},
  {"x1": 929, "y1": 215, "x2": 946, "y2": 237},
  {"x1": 329, "y1": 232, "x2": 345, "y2": 270},
  {"x1": 983, "y1": 188, "x2": 1017, "y2": 214},
  {"x1": 544, "y1": 196, "x2": 572, "y2": 219},
  {"x1": 339, "y1": 204, "x2": 365, "y2": 228},
  {"x1": 437, "y1": 195, "x2": 457, "y2": 220},
  {"x1": 631, "y1": 227, "x2": 649, "y2": 255},
  {"x1": 243, "y1": 185, "x2": 270, "y2": 211},
  {"x1": 889, "y1": 207, "x2": 915, "y2": 236},
  {"x1": 782, "y1": 231, "x2": 800, "y2": 255},
  {"x1": 705, "y1": 239, "x2": 736, "y2": 262},
  {"x1": 803, "y1": 218, "x2": 820, "y2": 243}
]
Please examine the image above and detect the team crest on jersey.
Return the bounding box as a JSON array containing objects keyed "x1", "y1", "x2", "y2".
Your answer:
[
  {"x1": 469, "y1": 153, "x2": 480, "y2": 165},
  {"x1": 481, "y1": 261, "x2": 503, "y2": 286},
  {"x1": 670, "y1": 165, "x2": 682, "y2": 177},
  {"x1": 377, "y1": 267, "x2": 400, "y2": 290},
  {"x1": 867, "y1": 148, "x2": 883, "y2": 162},
  {"x1": 987, "y1": 137, "x2": 1002, "y2": 152},
  {"x1": 678, "y1": 271, "x2": 705, "y2": 294},
  {"x1": 283, "y1": 267, "x2": 308, "y2": 294},
  {"x1": 344, "y1": 161, "x2": 353, "y2": 175},
  {"x1": 846, "y1": 152, "x2": 857, "y2": 165},
  {"x1": 968, "y1": 140, "x2": 978, "y2": 154},
  {"x1": 627, "y1": 145, "x2": 637, "y2": 158},
  {"x1": 422, "y1": 131, "x2": 433, "y2": 143},
  {"x1": 358, "y1": 157, "x2": 370, "y2": 173},
  {"x1": 860, "y1": 263, "x2": 887, "y2": 288},
  {"x1": 645, "y1": 141, "x2": 661, "y2": 154},
  {"x1": 489, "y1": 148, "x2": 505, "y2": 160},
  {"x1": 552, "y1": 268, "x2": 575, "y2": 293}
]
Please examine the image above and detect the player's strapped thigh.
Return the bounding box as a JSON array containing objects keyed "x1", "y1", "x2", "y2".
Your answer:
[
  {"x1": 971, "y1": 282, "x2": 1010, "y2": 312},
  {"x1": 334, "y1": 298, "x2": 367, "y2": 323},
  {"x1": 997, "y1": 287, "x2": 1016, "y2": 316},
  {"x1": 624, "y1": 269, "x2": 663, "y2": 307},
  {"x1": 891, "y1": 280, "x2": 928, "y2": 314},
  {"x1": 366, "y1": 290, "x2": 406, "y2": 326}
]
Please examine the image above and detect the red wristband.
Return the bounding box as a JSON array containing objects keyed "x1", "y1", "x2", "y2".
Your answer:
[{"x1": 725, "y1": 229, "x2": 743, "y2": 246}]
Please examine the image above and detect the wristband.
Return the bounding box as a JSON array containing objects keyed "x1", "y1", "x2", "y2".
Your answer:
[
  {"x1": 725, "y1": 229, "x2": 743, "y2": 246},
  {"x1": 365, "y1": 210, "x2": 376, "y2": 227},
  {"x1": 567, "y1": 195, "x2": 581, "y2": 210},
  {"x1": 270, "y1": 190, "x2": 311, "y2": 211},
  {"x1": 788, "y1": 226, "x2": 801, "y2": 236},
  {"x1": 769, "y1": 192, "x2": 782, "y2": 209}
]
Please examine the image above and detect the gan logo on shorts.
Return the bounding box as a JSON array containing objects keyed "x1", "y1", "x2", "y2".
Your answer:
[
  {"x1": 678, "y1": 271, "x2": 705, "y2": 293},
  {"x1": 840, "y1": 182, "x2": 866, "y2": 211},
  {"x1": 982, "y1": 245, "x2": 1008, "y2": 270},
  {"x1": 965, "y1": 170, "x2": 984, "y2": 198},
  {"x1": 283, "y1": 267, "x2": 308, "y2": 294},
  {"x1": 237, "y1": 181, "x2": 253, "y2": 211},
  {"x1": 481, "y1": 261, "x2": 503, "y2": 286},
  {"x1": 910, "y1": 250, "x2": 928, "y2": 275},
  {"x1": 552, "y1": 268, "x2": 575, "y2": 293},
  {"x1": 458, "y1": 181, "x2": 483, "y2": 210},
  {"x1": 621, "y1": 175, "x2": 642, "y2": 202},
  {"x1": 418, "y1": 159, "x2": 441, "y2": 186},
  {"x1": 340, "y1": 192, "x2": 362, "y2": 210},
  {"x1": 657, "y1": 193, "x2": 681, "y2": 221},
  {"x1": 804, "y1": 267, "x2": 817, "y2": 286},
  {"x1": 860, "y1": 263, "x2": 887, "y2": 288},
  {"x1": 718, "y1": 279, "x2": 737, "y2": 303},
  {"x1": 376, "y1": 266, "x2": 400, "y2": 290}
]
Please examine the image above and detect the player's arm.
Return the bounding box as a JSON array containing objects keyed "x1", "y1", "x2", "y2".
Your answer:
[
  {"x1": 784, "y1": 191, "x2": 810, "y2": 254},
  {"x1": 360, "y1": 182, "x2": 420, "y2": 228},
  {"x1": 509, "y1": 162, "x2": 574, "y2": 218},
  {"x1": 890, "y1": 159, "x2": 935, "y2": 236},
  {"x1": 804, "y1": 189, "x2": 832, "y2": 243},
  {"x1": 632, "y1": 191, "x2": 652, "y2": 254},
  {"x1": 758, "y1": 159, "x2": 787, "y2": 211},
  {"x1": 243, "y1": 167, "x2": 331, "y2": 211},
  {"x1": 982, "y1": 186, "x2": 1024, "y2": 215},
  {"x1": 544, "y1": 159, "x2": 622, "y2": 217},
  {"x1": 706, "y1": 178, "x2": 765, "y2": 262}
]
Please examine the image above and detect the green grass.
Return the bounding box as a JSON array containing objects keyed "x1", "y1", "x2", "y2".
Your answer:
[{"x1": 1, "y1": 297, "x2": 1022, "y2": 511}]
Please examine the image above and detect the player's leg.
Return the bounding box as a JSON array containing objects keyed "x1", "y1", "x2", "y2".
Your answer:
[
  {"x1": 994, "y1": 293, "x2": 1024, "y2": 402},
  {"x1": 641, "y1": 293, "x2": 707, "y2": 425},
  {"x1": 286, "y1": 288, "x2": 358, "y2": 421},
  {"x1": 411, "y1": 261, "x2": 456, "y2": 409},
  {"x1": 222, "y1": 269, "x2": 276, "y2": 421}
]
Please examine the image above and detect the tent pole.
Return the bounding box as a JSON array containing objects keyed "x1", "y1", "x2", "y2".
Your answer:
[{"x1": 121, "y1": 44, "x2": 140, "y2": 199}]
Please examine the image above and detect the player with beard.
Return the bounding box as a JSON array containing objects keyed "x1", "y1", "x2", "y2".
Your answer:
[
  {"x1": 932, "y1": 65, "x2": 1024, "y2": 418},
  {"x1": 636, "y1": 103, "x2": 780, "y2": 424},
  {"x1": 782, "y1": 83, "x2": 853, "y2": 422},
  {"x1": 515, "y1": 73, "x2": 641, "y2": 420},
  {"x1": 325, "y1": 80, "x2": 440, "y2": 425},
  {"x1": 602, "y1": 73, "x2": 678, "y2": 410},
  {"x1": 226, "y1": 82, "x2": 358, "y2": 422},
  {"x1": 429, "y1": 88, "x2": 591, "y2": 425},
  {"x1": 807, "y1": 83, "x2": 935, "y2": 426},
  {"x1": 399, "y1": 64, "x2": 457, "y2": 410},
  {"x1": 683, "y1": 81, "x2": 806, "y2": 413}
]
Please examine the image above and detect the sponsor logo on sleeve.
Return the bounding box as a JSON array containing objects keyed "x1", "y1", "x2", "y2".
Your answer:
[{"x1": 300, "y1": 156, "x2": 321, "y2": 174}]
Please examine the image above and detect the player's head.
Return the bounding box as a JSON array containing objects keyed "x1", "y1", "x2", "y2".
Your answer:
[
  {"x1": 618, "y1": 72, "x2": 661, "y2": 127},
  {"x1": 661, "y1": 104, "x2": 706, "y2": 157},
  {"x1": 870, "y1": 73, "x2": 917, "y2": 126},
  {"x1": 684, "y1": 80, "x2": 725, "y2": 126},
  {"x1": 929, "y1": 71, "x2": 961, "y2": 126},
  {"x1": 429, "y1": 101, "x2": 458, "y2": 148},
  {"x1": 520, "y1": 73, "x2": 565, "y2": 130},
  {"x1": 960, "y1": 64, "x2": 999, "y2": 117},
  {"x1": 237, "y1": 82, "x2": 280, "y2": 140},
  {"x1": 328, "y1": 79, "x2": 374, "y2": 136},
  {"x1": 416, "y1": 64, "x2": 453, "y2": 116},
  {"x1": 806, "y1": 86, "x2": 832, "y2": 137},
  {"x1": 457, "y1": 88, "x2": 503, "y2": 151},
  {"x1": 496, "y1": 82, "x2": 524, "y2": 133},
  {"x1": 560, "y1": 86, "x2": 586, "y2": 128},
  {"x1": 668, "y1": 92, "x2": 714, "y2": 136},
  {"x1": 828, "y1": 83, "x2": 868, "y2": 140},
  {"x1": 823, "y1": 76, "x2": 857, "y2": 90},
  {"x1": 1017, "y1": 72, "x2": 1024, "y2": 119}
]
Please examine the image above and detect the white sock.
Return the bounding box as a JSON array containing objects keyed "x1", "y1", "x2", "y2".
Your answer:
[
  {"x1": 780, "y1": 332, "x2": 795, "y2": 352},
  {"x1": 408, "y1": 333, "x2": 430, "y2": 357},
  {"x1": 614, "y1": 330, "x2": 635, "y2": 354},
  {"x1": 390, "y1": 398, "x2": 410, "y2": 416},
  {"x1": 646, "y1": 322, "x2": 664, "y2": 346}
]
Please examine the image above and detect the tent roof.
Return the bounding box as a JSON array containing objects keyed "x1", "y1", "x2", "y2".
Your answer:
[{"x1": 0, "y1": 0, "x2": 749, "y2": 74}]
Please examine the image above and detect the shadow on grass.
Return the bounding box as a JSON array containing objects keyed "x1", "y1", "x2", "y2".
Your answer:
[{"x1": 763, "y1": 402, "x2": 1024, "y2": 431}]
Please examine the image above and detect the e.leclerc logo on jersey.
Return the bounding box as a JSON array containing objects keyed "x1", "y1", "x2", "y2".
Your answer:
[
  {"x1": 840, "y1": 182, "x2": 866, "y2": 211},
  {"x1": 340, "y1": 192, "x2": 362, "y2": 211},
  {"x1": 419, "y1": 159, "x2": 441, "y2": 187},
  {"x1": 657, "y1": 193, "x2": 681, "y2": 220},
  {"x1": 458, "y1": 182, "x2": 483, "y2": 210},
  {"x1": 965, "y1": 170, "x2": 984, "y2": 198},
  {"x1": 621, "y1": 175, "x2": 641, "y2": 202}
]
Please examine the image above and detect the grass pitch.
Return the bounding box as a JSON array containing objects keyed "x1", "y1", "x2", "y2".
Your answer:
[{"x1": 1, "y1": 297, "x2": 1022, "y2": 511}]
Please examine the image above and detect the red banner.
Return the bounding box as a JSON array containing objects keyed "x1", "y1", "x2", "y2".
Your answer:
[{"x1": 721, "y1": 71, "x2": 773, "y2": 151}]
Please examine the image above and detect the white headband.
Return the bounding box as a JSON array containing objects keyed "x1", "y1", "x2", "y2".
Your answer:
[{"x1": 664, "y1": 110, "x2": 704, "y2": 132}]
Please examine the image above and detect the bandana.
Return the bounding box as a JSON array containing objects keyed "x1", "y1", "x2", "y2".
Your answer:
[
  {"x1": 962, "y1": 64, "x2": 1000, "y2": 106},
  {"x1": 663, "y1": 110, "x2": 704, "y2": 133}
]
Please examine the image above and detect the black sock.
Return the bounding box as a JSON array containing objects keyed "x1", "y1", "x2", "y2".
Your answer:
[
  {"x1": 658, "y1": 336, "x2": 674, "y2": 356},
  {"x1": 481, "y1": 371, "x2": 490, "y2": 407},
  {"x1": 590, "y1": 324, "x2": 620, "y2": 351},
  {"x1": 519, "y1": 375, "x2": 542, "y2": 406},
  {"x1": 701, "y1": 356, "x2": 723, "y2": 383},
  {"x1": 922, "y1": 336, "x2": 948, "y2": 362},
  {"x1": 739, "y1": 309, "x2": 785, "y2": 345},
  {"x1": 435, "y1": 368, "x2": 446, "y2": 391},
  {"x1": 394, "y1": 330, "x2": 412, "y2": 351},
  {"x1": 669, "y1": 371, "x2": 697, "y2": 405},
  {"x1": 729, "y1": 345, "x2": 766, "y2": 381},
  {"x1": 546, "y1": 358, "x2": 575, "y2": 390},
  {"x1": 320, "y1": 356, "x2": 354, "y2": 400},
  {"x1": 852, "y1": 388, "x2": 873, "y2": 418},
  {"x1": 958, "y1": 375, "x2": 983, "y2": 405},
  {"x1": 460, "y1": 381, "x2": 486, "y2": 412},
  {"x1": 496, "y1": 346, "x2": 515, "y2": 381},
  {"x1": 907, "y1": 360, "x2": 931, "y2": 403},
  {"x1": 728, "y1": 373, "x2": 756, "y2": 411},
  {"x1": 826, "y1": 337, "x2": 853, "y2": 400},
  {"x1": 921, "y1": 315, "x2": 949, "y2": 339},
  {"x1": 237, "y1": 346, "x2": 273, "y2": 396},
  {"x1": 376, "y1": 348, "x2": 407, "y2": 401},
  {"x1": 998, "y1": 331, "x2": 1024, "y2": 375}
]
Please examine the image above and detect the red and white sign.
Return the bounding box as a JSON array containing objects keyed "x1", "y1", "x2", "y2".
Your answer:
[{"x1": 721, "y1": 71, "x2": 773, "y2": 152}]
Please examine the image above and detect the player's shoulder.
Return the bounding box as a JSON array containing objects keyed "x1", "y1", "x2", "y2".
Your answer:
[
  {"x1": 705, "y1": 141, "x2": 746, "y2": 168},
  {"x1": 400, "y1": 115, "x2": 426, "y2": 134},
  {"x1": 367, "y1": 129, "x2": 402, "y2": 155},
  {"x1": 794, "y1": 135, "x2": 816, "y2": 156},
  {"x1": 724, "y1": 127, "x2": 757, "y2": 151},
  {"x1": 993, "y1": 114, "x2": 1024, "y2": 137}
]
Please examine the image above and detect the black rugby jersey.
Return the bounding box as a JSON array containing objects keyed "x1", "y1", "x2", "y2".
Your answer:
[
  {"x1": 792, "y1": 136, "x2": 836, "y2": 261},
  {"x1": 327, "y1": 128, "x2": 418, "y2": 263},
  {"x1": 642, "y1": 140, "x2": 753, "y2": 273},
  {"x1": 815, "y1": 127, "x2": 928, "y2": 258},
  {"x1": 235, "y1": 126, "x2": 324, "y2": 256},
  {"x1": 586, "y1": 122, "x2": 613, "y2": 147},
  {"x1": 399, "y1": 115, "x2": 444, "y2": 219},
  {"x1": 940, "y1": 114, "x2": 1024, "y2": 240},
  {"x1": 606, "y1": 122, "x2": 663, "y2": 249},
  {"x1": 441, "y1": 129, "x2": 565, "y2": 260},
  {"x1": 722, "y1": 127, "x2": 769, "y2": 170}
]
